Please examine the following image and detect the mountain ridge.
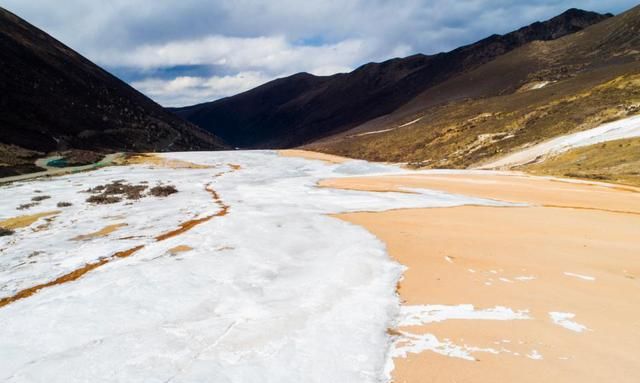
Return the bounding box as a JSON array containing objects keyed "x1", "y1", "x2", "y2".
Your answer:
[
  {"x1": 306, "y1": 4, "x2": 640, "y2": 186},
  {"x1": 173, "y1": 8, "x2": 612, "y2": 148}
]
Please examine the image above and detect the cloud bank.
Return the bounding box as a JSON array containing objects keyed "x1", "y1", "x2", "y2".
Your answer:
[{"x1": 3, "y1": 0, "x2": 637, "y2": 106}]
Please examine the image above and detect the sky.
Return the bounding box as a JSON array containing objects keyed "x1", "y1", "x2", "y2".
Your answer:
[{"x1": 2, "y1": 1, "x2": 637, "y2": 107}]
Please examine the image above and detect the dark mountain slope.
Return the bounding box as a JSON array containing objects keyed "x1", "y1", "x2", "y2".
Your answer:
[
  {"x1": 0, "y1": 7, "x2": 227, "y2": 156},
  {"x1": 173, "y1": 8, "x2": 611, "y2": 148}
]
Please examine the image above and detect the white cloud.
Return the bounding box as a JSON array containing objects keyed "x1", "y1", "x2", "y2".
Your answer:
[
  {"x1": 2, "y1": 0, "x2": 637, "y2": 105},
  {"x1": 98, "y1": 35, "x2": 391, "y2": 75},
  {"x1": 132, "y1": 71, "x2": 272, "y2": 106},
  {"x1": 116, "y1": 34, "x2": 411, "y2": 105}
]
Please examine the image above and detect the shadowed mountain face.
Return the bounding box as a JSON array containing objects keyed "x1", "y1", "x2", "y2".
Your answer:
[
  {"x1": 0, "y1": 7, "x2": 227, "y2": 154},
  {"x1": 172, "y1": 8, "x2": 612, "y2": 149}
]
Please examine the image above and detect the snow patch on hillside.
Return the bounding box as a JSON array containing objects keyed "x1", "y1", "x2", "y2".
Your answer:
[{"x1": 479, "y1": 114, "x2": 640, "y2": 169}]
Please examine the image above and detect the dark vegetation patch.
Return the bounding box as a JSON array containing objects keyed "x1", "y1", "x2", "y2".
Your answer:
[
  {"x1": 0, "y1": 227, "x2": 14, "y2": 236},
  {"x1": 85, "y1": 180, "x2": 148, "y2": 204},
  {"x1": 31, "y1": 195, "x2": 51, "y2": 202},
  {"x1": 84, "y1": 181, "x2": 177, "y2": 204},
  {"x1": 17, "y1": 202, "x2": 39, "y2": 210},
  {"x1": 149, "y1": 185, "x2": 178, "y2": 197},
  {"x1": 0, "y1": 164, "x2": 46, "y2": 178},
  {"x1": 56, "y1": 201, "x2": 73, "y2": 207},
  {"x1": 0, "y1": 144, "x2": 45, "y2": 178},
  {"x1": 86, "y1": 195, "x2": 122, "y2": 205}
]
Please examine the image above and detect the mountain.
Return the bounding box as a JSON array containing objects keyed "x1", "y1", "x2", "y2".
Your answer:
[
  {"x1": 0, "y1": 6, "x2": 227, "y2": 175},
  {"x1": 172, "y1": 8, "x2": 612, "y2": 148},
  {"x1": 307, "y1": 4, "x2": 640, "y2": 174}
]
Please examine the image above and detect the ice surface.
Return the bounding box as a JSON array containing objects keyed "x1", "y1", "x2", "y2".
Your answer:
[
  {"x1": 549, "y1": 312, "x2": 588, "y2": 333},
  {"x1": 0, "y1": 151, "x2": 513, "y2": 383},
  {"x1": 398, "y1": 304, "x2": 531, "y2": 327},
  {"x1": 385, "y1": 304, "x2": 530, "y2": 376},
  {"x1": 563, "y1": 272, "x2": 596, "y2": 281},
  {"x1": 390, "y1": 332, "x2": 499, "y2": 362},
  {"x1": 527, "y1": 350, "x2": 543, "y2": 360}
]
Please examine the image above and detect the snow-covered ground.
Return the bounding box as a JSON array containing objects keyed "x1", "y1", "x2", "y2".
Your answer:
[
  {"x1": 479, "y1": 114, "x2": 640, "y2": 169},
  {"x1": 0, "y1": 151, "x2": 513, "y2": 383}
]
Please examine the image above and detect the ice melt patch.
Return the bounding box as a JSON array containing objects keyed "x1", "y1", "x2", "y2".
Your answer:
[
  {"x1": 398, "y1": 304, "x2": 531, "y2": 327},
  {"x1": 549, "y1": 312, "x2": 588, "y2": 333},
  {"x1": 564, "y1": 272, "x2": 596, "y2": 281}
]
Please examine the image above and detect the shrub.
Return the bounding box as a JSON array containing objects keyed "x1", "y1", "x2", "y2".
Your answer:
[
  {"x1": 17, "y1": 202, "x2": 39, "y2": 210},
  {"x1": 85, "y1": 181, "x2": 148, "y2": 201},
  {"x1": 57, "y1": 201, "x2": 73, "y2": 207},
  {"x1": 149, "y1": 185, "x2": 178, "y2": 197},
  {"x1": 0, "y1": 227, "x2": 14, "y2": 236},
  {"x1": 86, "y1": 195, "x2": 122, "y2": 204},
  {"x1": 31, "y1": 195, "x2": 51, "y2": 202}
]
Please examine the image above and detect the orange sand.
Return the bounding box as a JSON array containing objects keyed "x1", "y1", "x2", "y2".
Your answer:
[
  {"x1": 123, "y1": 153, "x2": 212, "y2": 169},
  {"x1": 323, "y1": 172, "x2": 640, "y2": 383},
  {"x1": 278, "y1": 149, "x2": 350, "y2": 164}
]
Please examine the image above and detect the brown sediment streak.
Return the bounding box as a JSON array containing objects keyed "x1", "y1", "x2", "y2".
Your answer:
[
  {"x1": 154, "y1": 215, "x2": 215, "y2": 241},
  {"x1": 154, "y1": 175, "x2": 231, "y2": 241},
  {"x1": 72, "y1": 223, "x2": 127, "y2": 241},
  {"x1": 113, "y1": 245, "x2": 145, "y2": 258},
  {"x1": 543, "y1": 204, "x2": 640, "y2": 216},
  {"x1": 0, "y1": 165, "x2": 239, "y2": 309},
  {"x1": 547, "y1": 178, "x2": 640, "y2": 193},
  {"x1": 318, "y1": 182, "x2": 419, "y2": 195},
  {"x1": 0, "y1": 245, "x2": 144, "y2": 308}
]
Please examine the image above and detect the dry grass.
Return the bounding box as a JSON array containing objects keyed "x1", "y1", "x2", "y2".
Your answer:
[
  {"x1": 315, "y1": 69, "x2": 640, "y2": 171},
  {"x1": 0, "y1": 211, "x2": 60, "y2": 230},
  {"x1": 523, "y1": 137, "x2": 640, "y2": 186},
  {"x1": 72, "y1": 223, "x2": 128, "y2": 241},
  {"x1": 122, "y1": 153, "x2": 211, "y2": 169}
]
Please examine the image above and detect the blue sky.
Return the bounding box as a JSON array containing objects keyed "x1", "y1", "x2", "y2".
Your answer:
[{"x1": 2, "y1": 0, "x2": 637, "y2": 106}]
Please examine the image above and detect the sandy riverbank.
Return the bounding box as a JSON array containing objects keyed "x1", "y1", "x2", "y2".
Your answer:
[
  {"x1": 278, "y1": 149, "x2": 351, "y2": 164},
  {"x1": 283, "y1": 150, "x2": 640, "y2": 382}
]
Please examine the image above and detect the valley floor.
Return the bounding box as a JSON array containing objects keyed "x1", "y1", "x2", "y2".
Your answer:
[{"x1": 0, "y1": 150, "x2": 638, "y2": 382}]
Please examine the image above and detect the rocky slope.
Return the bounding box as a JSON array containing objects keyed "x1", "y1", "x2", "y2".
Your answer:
[
  {"x1": 308, "y1": 4, "x2": 640, "y2": 177},
  {"x1": 173, "y1": 9, "x2": 611, "y2": 148},
  {"x1": 0, "y1": 7, "x2": 227, "y2": 176}
]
